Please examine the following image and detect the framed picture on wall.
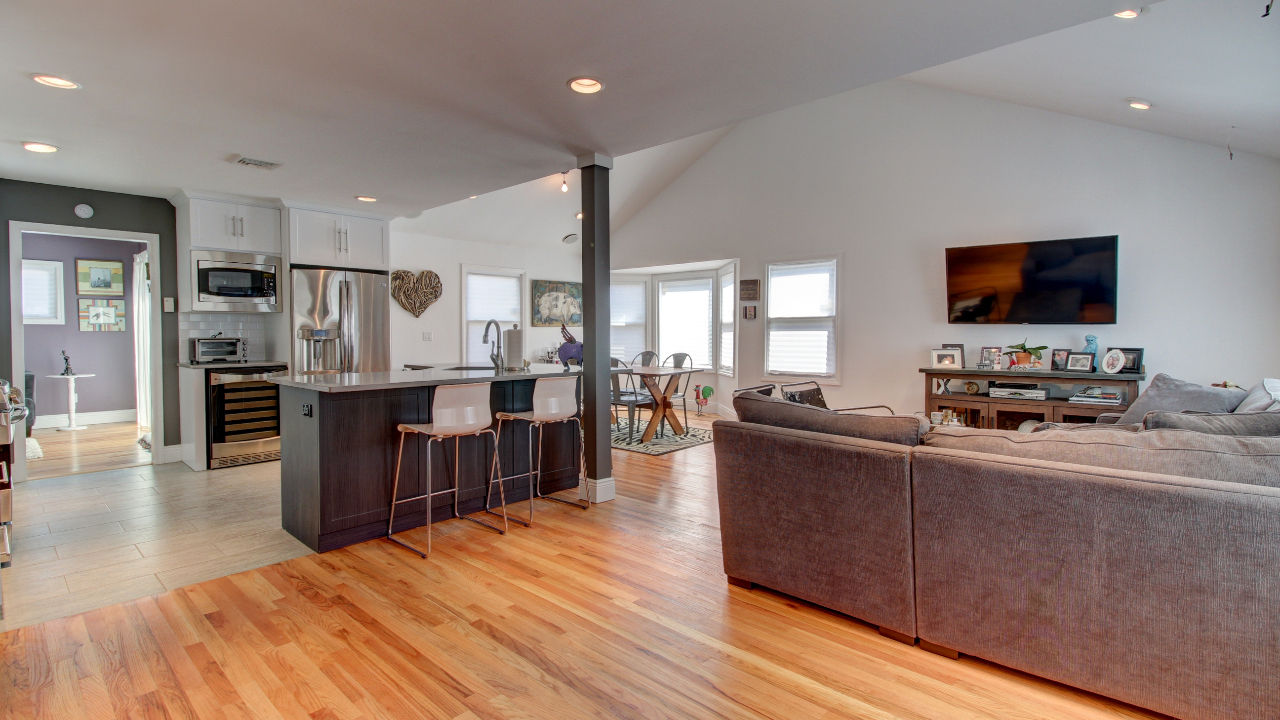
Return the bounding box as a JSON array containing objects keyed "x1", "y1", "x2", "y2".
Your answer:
[
  {"x1": 78, "y1": 299, "x2": 126, "y2": 331},
  {"x1": 76, "y1": 259, "x2": 124, "y2": 296},
  {"x1": 531, "y1": 279, "x2": 583, "y2": 327}
]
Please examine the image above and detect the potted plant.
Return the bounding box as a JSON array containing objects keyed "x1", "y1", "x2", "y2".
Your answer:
[{"x1": 1004, "y1": 339, "x2": 1048, "y2": 367}]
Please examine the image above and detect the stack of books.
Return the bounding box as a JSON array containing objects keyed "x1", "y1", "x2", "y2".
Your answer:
[{"x1": 1069, "y1": 386, "x2": 1124, "y2": 405}]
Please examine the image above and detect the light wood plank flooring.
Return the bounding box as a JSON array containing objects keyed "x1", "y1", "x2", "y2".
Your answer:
[
  {"x1": 0, "y1": 460, "x2": 310, "y2": 632},
  {"x1": 25, "y1": 421, "x2": 152, "y2": 481},
  {"x1": 0, "y1": 413, "x2": 1166, "y2": 719}
]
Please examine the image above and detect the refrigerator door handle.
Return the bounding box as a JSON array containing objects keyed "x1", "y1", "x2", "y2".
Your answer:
[{"x1": 341, "y1": 279, "x2": 353, "y2": 372}]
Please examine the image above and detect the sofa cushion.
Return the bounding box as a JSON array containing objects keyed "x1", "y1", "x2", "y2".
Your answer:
[
  {"x1": 1116, "y1": 374, "x2": 1247, "y2": 425},
  {"x1": 1234, "y1": 379, "x2": 1280, "y2": 413},
  {"x1": 922, "y1": 425, "x2": 1280, "y2": 487},
  {"x1": 1031, "y1": 421, "x2": 1142, "y2": 432},
  {"x1": 1142, "y1": 411, "x2": 1280, "y2": 437},
  {"x1": 732, "y1": 391, "x2": 928, "y2": 446}
]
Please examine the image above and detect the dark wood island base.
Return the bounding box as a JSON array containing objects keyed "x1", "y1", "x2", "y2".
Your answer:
[{"x1": 275, "y1": 370, "x2": 582, "y2": 552}]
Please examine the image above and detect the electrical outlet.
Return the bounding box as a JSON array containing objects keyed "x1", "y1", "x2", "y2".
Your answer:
[
  {"x1": 301, "y1": 403, "x2": 312, "y2": 417},
  {"x1": 422, "y1": 331, "x2": 433, "y2": 341}
]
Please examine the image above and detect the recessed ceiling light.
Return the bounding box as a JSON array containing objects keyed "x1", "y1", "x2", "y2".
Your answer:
[
  {"x1": 1113, "y1": 8, "x2": 1144, "y2": 18},
  {"x1": 22, "y1": 142, "x2": 59, "y2": 153},
  {"x1": 32, "y1": 74, "x2": 80, "y2": 89},
  {"x1": 562, "y1": 234, "x2": 579, "y2": 244},
  {"x1": 1126, "y1": 98, "x2": 1152, "y2": 110},
  {"x1": 470, "y1": 195, "x2": 477, "y2": 199},
  {"x1": 567, "y1": 77, "x2": 603, "y2": 94},
  {"x1": 355, "y1": 196, "x2": 377, "y2": 202},
  {"x1": 575, "y1": 212, "x2": 583, "y2": 220}
]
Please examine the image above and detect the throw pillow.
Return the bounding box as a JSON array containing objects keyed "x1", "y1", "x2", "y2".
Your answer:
[
  {"x1": 1143, "y1": 411, "x2": 1280, "y2": 437},
  {"x1": 1116, "y1": 374, "x2": 1247, "y2": 425},
  {"x1": 1234, "y1": 379, "x2": 1280, "y2": 413}
]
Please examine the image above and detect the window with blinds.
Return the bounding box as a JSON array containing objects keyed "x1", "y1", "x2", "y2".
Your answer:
[
  {"x1": 658, "y1": 277, "x2": 713, "y2": 368},
  {"x1": 23, "y1": 259, "x2": 65, "y2": 325},
  {"x1": 610, "y1": 281, "x2": 647, "y2": 363},
  {"x1": 465, "y1": 271, "x2": 522, "y2": 364},
  {"x1": 718, "y1": 267, "x2": 735, "y2": 375},
  {"x1": 766, "y1": 259, "x2": 837, "y2": 376}
]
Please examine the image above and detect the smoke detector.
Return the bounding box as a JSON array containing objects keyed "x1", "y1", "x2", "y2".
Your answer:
[
  {"x1": 562, "y1": 233, "x2": 579, "y2": 244},
  {"x1": 229, "y1": 154, "x2": 283, "y2": 171}
]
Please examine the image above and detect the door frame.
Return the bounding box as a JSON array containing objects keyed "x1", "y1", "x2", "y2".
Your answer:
[{"x1": 8, "y1": 221, "x2": 166, "y2": 482}]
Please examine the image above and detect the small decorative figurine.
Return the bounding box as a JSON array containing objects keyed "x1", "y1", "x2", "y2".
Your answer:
[
  {"x1": 557, "y1": 324, "x2": 584, "y2": 369},
  {"x1": 60, "y1": 350, "x2": 74, "y2": 376},
  {"x1": 1082, "y1": 334, "x2": 1100, "y2": 369},
  {"x1": 694, "y1": 385, "x2": 714, "y2": 415}
]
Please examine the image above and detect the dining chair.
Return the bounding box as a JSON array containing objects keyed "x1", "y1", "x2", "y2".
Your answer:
[
  {"x1": 778, "y1": 381, "x2": 895, "y2": 414},
  {"x1": 610, "y1": 357, "x2": 656, "y2": 444},
  {"x1": 661, "y1": 353, "x2": 694, "y2": 430},
  {"x1": 631, "y1": 350, "x2": 659, "y2": 367}
]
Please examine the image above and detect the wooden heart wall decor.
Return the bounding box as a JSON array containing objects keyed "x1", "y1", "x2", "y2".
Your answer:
[{"x1": 390, "y1": 270, "x2": 442, "y2": 318}]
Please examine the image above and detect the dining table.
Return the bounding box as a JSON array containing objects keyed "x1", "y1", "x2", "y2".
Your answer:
[{"x1": 611, "y1": 365, "x2": 709, "y2": 444}]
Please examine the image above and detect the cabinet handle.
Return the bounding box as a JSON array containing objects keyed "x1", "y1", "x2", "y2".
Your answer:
[
  {"x1": 344, "y1": 228, "x2": 350, "y2": 254},
  {"x1": 237, "y1": 216, "x2": 244, "y2": 237}
]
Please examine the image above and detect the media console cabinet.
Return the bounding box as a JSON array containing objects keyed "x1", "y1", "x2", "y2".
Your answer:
[{"x1": 919, "y1": 366, "x2": 1145, "y2": 430}]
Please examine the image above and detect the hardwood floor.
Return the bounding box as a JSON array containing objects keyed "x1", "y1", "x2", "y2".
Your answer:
[
  {"x1": 0, "y1": 460, "x2": 310, "y2": 632},
  {"x1": 25, "y1": 422, "x2": 152, "y2": 481},
  {"x1": 0, "y1": 412, "x2": 1166, "y2": 719}
]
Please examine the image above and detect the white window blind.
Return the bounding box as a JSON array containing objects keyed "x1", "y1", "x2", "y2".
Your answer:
[
  {"x1": 465, "y1": 272, "x2": 521, "y2": 364},
  {"x1": 610, "y1": 281, "x2": 647, "y2": 363},
  {"x1": 766, "y1": 259, "x2": 837, "y2": 376},
  {"x1": 23, "y1": 259, "x2": 65, "y2": 325},
  {"x1": 718, "y1": 269, "x2": 735, "y2": 375},
  {"x1": 658, "y1": 277, "x2": 713, "y2": 368}
]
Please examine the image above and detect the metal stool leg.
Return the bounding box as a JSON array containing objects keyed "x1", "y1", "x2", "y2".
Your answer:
[
  {"x1": 387, "y1": 431, "x2": 430, "y2": 557},
  {"x1": 456, "y1": 430, "x2": 507, "y2": 535},
  {"x1": 536, "y1": 417, "x2": 589, "y2": 509},
  {"x1": 486, "y1": 421, "x2": 527, "y2": 527}
]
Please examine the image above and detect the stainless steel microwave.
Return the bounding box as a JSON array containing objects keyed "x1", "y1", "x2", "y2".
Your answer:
[{"x1": 191, "y1": 250, "x2": 280, "y2": 312}]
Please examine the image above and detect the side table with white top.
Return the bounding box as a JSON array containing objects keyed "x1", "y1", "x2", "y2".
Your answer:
[{"x1": 45, "y1": 374, "x2": 95, "y2": 431}]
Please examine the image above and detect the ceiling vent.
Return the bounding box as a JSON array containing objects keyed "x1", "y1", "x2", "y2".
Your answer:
[{"x1": 229, "y1": 154, "x2": 283, "y2": 171}]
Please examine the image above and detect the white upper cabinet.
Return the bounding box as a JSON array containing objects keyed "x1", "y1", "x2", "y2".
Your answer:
[
  {"x1": 185, "y1": 197, "x2": 281, "y2": 255},
  {"x1": 287, "y1": 205, "x2": 390, "y2": 271}
]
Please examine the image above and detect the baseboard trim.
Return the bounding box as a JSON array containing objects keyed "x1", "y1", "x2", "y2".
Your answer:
[
  {"x1": 34, "y1": 409, "x2": 138, "y2": 429},
  {"x1": 582, "y1": 476, "x2": 616, "y2": 503},
  {"x1": 157, "y1": 445, "x2": 185, "y2": 464}
]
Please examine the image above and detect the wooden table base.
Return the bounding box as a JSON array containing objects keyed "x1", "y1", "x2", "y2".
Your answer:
[{"x1": 639, "y1": 374, "x2": 685, "y2": 443}]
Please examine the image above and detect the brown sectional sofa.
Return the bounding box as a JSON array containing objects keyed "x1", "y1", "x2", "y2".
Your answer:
[{"x1": 714, "y1": 392, "x2": 1280, "y2": 720}]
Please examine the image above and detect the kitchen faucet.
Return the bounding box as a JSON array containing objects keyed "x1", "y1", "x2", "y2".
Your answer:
[{"x1": 482, "y1": 320, "x2": 502, "y2": 373}]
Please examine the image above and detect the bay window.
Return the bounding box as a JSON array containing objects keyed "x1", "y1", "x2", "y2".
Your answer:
[
  {"x1": 610, "y1": 281, "x2": 647, "y2": 362},
  {"x1": 657, "y1": 277, "x2": 713, "y2": 368}
]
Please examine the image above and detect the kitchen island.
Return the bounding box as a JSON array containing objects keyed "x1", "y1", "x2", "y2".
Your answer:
[{"x1": 271, "y1": 364, "x2": 583, "y2": 552}]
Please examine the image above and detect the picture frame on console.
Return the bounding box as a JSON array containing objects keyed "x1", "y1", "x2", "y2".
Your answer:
[
  {"x1": 1065, "y1": 352, "x2": 1095, "y2": 373},
  {"x1": 941, "y1": 344, "x2": 965, "y2": 368},
  {"x1": 1110, "y1": 347, "x2": 1145, "y2": 374},
  {"x1": 931, "y1": 349, "x2": 961, "y2": 368},
  {"x1": 977, "y1": 346, "x2": 1002, "y2": 369},
  {"x1": 1050, "y1": 349, "x2": 1071, "y2": 371}
]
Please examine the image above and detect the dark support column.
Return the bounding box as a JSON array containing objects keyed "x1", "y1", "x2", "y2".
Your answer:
[{"x1": 578, "y1": 152, "x2": 614, "y2": 502}]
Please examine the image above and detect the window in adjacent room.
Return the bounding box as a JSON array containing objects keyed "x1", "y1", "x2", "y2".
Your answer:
[
  {"x1": 657, "y1": 276, "x2": 713, "y2": 369},
  {"x1": 464, "y1": 268, "x2": 523, "y2": 365},
  {"x1": 766, "y1": 258, "x2": 837, "y2": 376},
  {"x1": 718, "y1": 264, "x2": 735, "y2": 376},
  {"x1": 22, "y1": 259, "x2": 65, "y2": 325},
  {"x1": 610, "y1": 280, "x2": 647, "y2": 363}
]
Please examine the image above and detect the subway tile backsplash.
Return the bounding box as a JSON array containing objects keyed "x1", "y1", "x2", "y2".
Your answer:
[{"x1": 179, "y1": 313, "x2": 269, "y2": 361}]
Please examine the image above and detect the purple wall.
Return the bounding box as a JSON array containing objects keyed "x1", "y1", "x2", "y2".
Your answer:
[{"x1": 23, "y1": 233, "x2": 148, "y2": 417}]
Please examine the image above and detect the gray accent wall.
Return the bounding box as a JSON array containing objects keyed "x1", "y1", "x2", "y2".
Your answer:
[
  {"x1": 1, "y1": 178, "x2": 180, "y2": 446},
  {"x1": 22, "y1": 233, "x2": 148, "y2": 415}
]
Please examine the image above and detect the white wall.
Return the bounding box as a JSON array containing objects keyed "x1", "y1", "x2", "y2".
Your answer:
[
  {"x1": 389, "y1": 229, "x2": 581, "y2": 370},
  {"x1": 613, "y1": 80, "x2": 1280, "y2": 415}
]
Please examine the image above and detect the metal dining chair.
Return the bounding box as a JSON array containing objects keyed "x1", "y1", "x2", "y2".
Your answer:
[
  {"x1": 386, "y1": 382, "x2": 507, "y2": 558},
  {"x1": 778, "y1": 381, "x2": 895, "y2": 414},
  {"x1": 610, "y1": 357, "x2": 656, "y2": 444},
  {"x1": 734, "y1": 384, "x2": 775, "y2": 397},
  {"x1": 661, "y1": 353, "x2": 695, "y2": 431},
  {"x1": 492, "y1": 375, "x2": 589, "y2": 526},
  {"x1": 631, "y1": 350, "x2": 659, "y2": 367}
]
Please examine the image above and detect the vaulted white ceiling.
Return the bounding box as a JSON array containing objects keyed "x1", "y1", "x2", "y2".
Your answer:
[
  {"x1": 1, "y1": 0, "x2": 1138, "y2": 217},
  {"x1": 907, "y1": 0, "x2": 1280, "y2": 160}
]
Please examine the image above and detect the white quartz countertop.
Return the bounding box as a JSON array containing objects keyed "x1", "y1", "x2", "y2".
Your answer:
[
  {"x1": 269, "y1": 363, "x2": 582, "y2": 393},
  {"x1": 178, "y1": 360, "x2": 289, "y2": 369}
]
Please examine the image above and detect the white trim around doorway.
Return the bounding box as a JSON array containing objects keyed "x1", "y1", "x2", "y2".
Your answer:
[{"x1": 8, "y1": 221, "x2": 167, "y2": 482}]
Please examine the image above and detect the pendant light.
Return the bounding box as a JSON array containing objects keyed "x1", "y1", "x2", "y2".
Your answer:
[{"x1": 561, "y1": 172, "x2": 569, "y2": 193}]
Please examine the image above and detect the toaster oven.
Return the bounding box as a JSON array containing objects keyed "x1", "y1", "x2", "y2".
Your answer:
[{"x1": 190, "y1": 337, "x2": 247, "y2": 364}]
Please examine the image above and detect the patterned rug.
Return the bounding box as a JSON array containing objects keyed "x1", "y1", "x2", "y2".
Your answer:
[{"x1": 610, "y1": 418, "x2": 714, "y2": 456}]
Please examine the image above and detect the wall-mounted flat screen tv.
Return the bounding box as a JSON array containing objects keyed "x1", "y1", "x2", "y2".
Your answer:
[{"x1": 946, "y1": 235, "x2": 1117, "y2": 324}]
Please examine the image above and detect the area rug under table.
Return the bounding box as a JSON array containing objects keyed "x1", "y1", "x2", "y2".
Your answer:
[{"x1": 610, "y1": 418, "x2": 714, "y2": 455}]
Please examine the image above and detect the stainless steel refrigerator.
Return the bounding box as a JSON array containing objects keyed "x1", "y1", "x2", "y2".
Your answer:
[{"x1": 291, "y1": 268, "x2": 390, "y2": 374}]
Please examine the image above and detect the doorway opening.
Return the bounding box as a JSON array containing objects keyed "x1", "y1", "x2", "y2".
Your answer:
[{"x1": 9, "y1": 223, "x2": 164, "y2": 482}]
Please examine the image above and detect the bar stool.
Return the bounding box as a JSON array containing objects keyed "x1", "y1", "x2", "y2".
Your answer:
[
  {"x1": 387, "y1": 382, "x2": 507, "y2": 557},
  {"x1": 491, "y1": 376, "x2": 589, "y2": 527}
]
